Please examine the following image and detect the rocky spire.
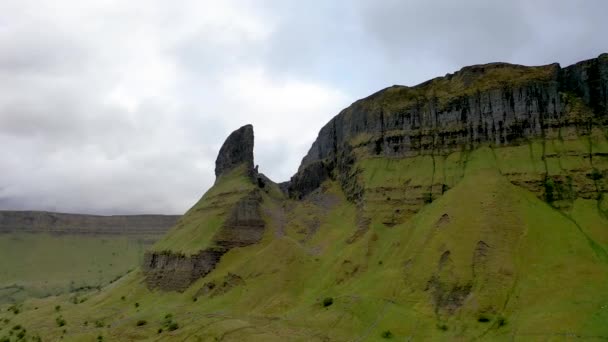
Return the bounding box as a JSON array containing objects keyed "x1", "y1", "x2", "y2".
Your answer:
[{"x1": 214, "y1": 124, "x2": 255, "y2": 178}]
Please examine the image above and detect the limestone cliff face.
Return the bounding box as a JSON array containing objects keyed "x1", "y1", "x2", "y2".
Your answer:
[{"x1": 288, "y1": 54, "x2": 608, "y2": 198}]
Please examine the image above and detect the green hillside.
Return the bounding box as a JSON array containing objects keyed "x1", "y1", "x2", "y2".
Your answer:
[{"x1": 2, "y1": 135, "x2": 607, "y2": 341}]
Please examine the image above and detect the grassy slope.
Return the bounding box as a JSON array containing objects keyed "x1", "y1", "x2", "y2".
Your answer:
[
  {"x1": 151, "y1": 165, "x2": 255, "y2": 255},
  {"x1": 1, "y1": 137, "x2": 608, "y2": 341},
  {"x1": 0, "y1": 234, "x2": 152, "y2": 305}
]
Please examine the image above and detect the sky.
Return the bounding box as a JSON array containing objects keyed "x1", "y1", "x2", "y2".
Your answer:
[{"x1": 0, "y1": 0, "x2": 606, "y2": 215}]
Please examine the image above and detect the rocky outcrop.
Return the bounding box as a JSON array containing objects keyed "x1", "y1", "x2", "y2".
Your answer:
[
  {"x1": 0, "y1": 211, "x2": 179, "y2": 235},
  {"x1": 215, "y1": 124, "x2": 255, "y2": 178},
  {"x1": 143, "y1": 125, "x2": 265, "y2": 292},
  {"x1": 143, "y1": 190, "x2": 265, "y2": 291},
  {"x1": 142, "y1": 248, "x2": 226, "y2": 291},
  {"x1": 288, "y1": 54, "x2": 608, "y2": 198}
]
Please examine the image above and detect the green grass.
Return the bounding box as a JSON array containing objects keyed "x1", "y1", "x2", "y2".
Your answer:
[
  {"x1": 0, "y1": 233, "x2": 151, "y2": 304},
  {"x1": 151, "y1": 164, "x2": 255, "y2": 255}
]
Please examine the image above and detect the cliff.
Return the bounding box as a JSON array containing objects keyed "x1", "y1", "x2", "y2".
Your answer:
[{"x1": 288, "y1": 54, "x2": 608, "y2": 199}]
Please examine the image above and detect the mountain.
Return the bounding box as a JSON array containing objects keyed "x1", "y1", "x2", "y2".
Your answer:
[{"x1": 1, "y1": 54, "x2": 607, "y2": 341}]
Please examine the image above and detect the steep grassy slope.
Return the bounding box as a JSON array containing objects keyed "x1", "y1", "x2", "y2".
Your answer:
[{"x1": 2, "y1": 138, "x2": 607, "y2": 341}]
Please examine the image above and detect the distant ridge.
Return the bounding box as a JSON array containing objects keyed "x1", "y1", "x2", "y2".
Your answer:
[{"x1": 0, "y1": 210, "x2": 180, "y2": 235}]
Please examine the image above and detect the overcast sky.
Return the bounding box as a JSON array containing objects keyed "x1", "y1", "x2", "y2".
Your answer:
[{"x1": 0, "y1": 0, "x2": 606, "y2": 215}]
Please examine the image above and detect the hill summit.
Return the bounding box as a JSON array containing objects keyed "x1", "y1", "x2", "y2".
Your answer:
[{"x1": 4, "y1": 54, "x2": 608, "y2": 341}]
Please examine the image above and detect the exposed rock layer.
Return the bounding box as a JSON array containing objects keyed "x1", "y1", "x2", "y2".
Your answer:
[
  {"x1": 288, "y1": 54, "x2": 608, "y2": 198},
  {"x1": 0, "y1": 211, "x2": 179, "y2": 235},
  {"x1": 143, "y1": 190, "x2": 265, "y2": 291}
]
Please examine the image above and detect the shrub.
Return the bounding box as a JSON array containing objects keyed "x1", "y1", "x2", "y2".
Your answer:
[
  {"x1": 11, "y1": 325, "x2": 21, "y2": 330},
  {"x1": 590, "y1": 169, "x2": 603, "y2": 181},
  {"x1": 478, "y1": 316, "x2": 491, "y2": 323},
  {"x1": 157, "y1": 328, "x2": 163, "y2": 334},
  {"x1": 381, "y1": 330, "x2": 394, "y2": 338},
  {"x1": 437, "y1": 324, "x2": 448, "y2": 331},
  {"x1": 8, "y1": 305, "x2": 20, "y2": 315},
  {"x1": 55, "y1": 305, "x2": 61, "y2": 312},
  {"x1": 16, "y1": 329, "x2": 26, "y2": 339},
  {"x1": 167, "y1": 322, "x2": 179, "y2": 331},
  {"x1": 497, "y1": 316, "x2": 507, "y2": 327},
  {"x1": 322, "y1": 297, "x2": 333, "y2": 307},
  {"x1": 136, "y1": 320, "x2": 147, "y2": 327},
  {"x1": 134, "y1": 302, "x2": 140, "y2": 308},
  {"x1": 56, "y1": 316, "x2": 66, "y2": 327},
  {"x1": 94, "y1": 320, "x2": 104, "y2": 328}
]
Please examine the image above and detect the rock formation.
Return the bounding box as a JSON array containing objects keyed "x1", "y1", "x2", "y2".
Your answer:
[
  {"x1": 143, "y1": 125, "x2": 266, "y2": 291},
  {"x1": 285, "y1": 54, "x2": 608, "y2": 199},
  {"x1": 143, "y1": 54, "x2": 608, "y2": 292},
  {"x1": 214, "y1": 124, "x2": 255, "y2": 178}
]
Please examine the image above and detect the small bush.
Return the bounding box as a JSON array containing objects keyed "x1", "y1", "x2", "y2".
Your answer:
[
  {"x1": 56, "y1": 316, "x2": 66, "y2": 327},
  {"x1": 11, "y1": 325, "x2": 21, "y2": 330},
  {"x1": 17, "y1": 329, "x2": 26, "y2": 339},
  {"x1": 97, "y1": 335, "x2": 103, "y2": 341},
  {"x1": 157, "y1": 328, "x2": 163, "y2": 334},
  {"x1": 134, "y1": 302, "x2": 140, "y2": 308},
  {"x1": 381, "y1": 330, "x2": 394, "y2": 338},
  {"x1": 497, "y1": 316, "x2": 507, "y2": 327},
  {"x1": 120, "y1": 296, "x2": 125, "y2": 301},
  {"x1": 136, "y1": 320, "x2": 147, "y2": 327},
  {"x1": 167, "y1": 322, "x2": 179, "y2": 331},
  {"x1": 8, "y1": 305, "x2": 20, "y2": 315},
  {"x1": 322, "y1": 297, "x2": 333, "y2": 307},
  {"x1": 437, "y1": 324, "x2": 448, "y2": 331},
  {"x1": 590, "y1": 169, "x2": 603, "y2": 181},
  {"x1": 94, "y1": 320, "x2": 105, "y2": 328},
  {"x1": 55, "y1": 305, "x2": 61, "y2": 312},
  {"x1": 477, "y1": 315, "x2": 491, "y2": 323}
]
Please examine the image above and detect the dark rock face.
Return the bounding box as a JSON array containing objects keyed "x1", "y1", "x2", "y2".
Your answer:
[
  {"x1": 143, "y1": 190, "x2": 265, "y2": 291},
  {"x1": 288, "y1": 54, "x2": 608, "y2": 198},
  {"x1": 142, "y1": 248, "x2": 226, "y2": 291},
  {"x1": 288, "y1": 160, "x2": 333, "y2": 199},
  {"x1": 214, "y1": 124, "x2": 255, "y2": 178}
]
